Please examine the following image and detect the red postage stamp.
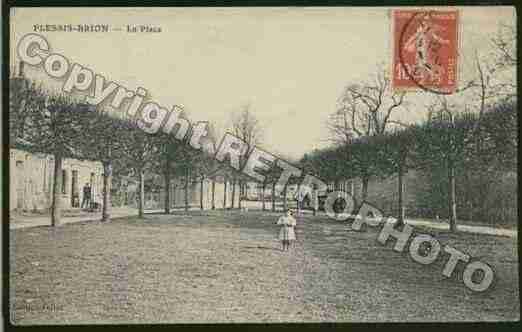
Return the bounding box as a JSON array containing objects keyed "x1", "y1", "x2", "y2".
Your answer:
[{"x1": 391, "y1": 9, "x2": 460, "y2": 94}]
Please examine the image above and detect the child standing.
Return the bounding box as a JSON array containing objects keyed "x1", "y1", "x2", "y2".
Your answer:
[{"x1": 276, "y1": 210, "x2": 297, "y2": 251}]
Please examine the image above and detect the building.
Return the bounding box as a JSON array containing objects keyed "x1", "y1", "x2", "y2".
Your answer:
[
  {"x1": 9, "y1": 149, "x2": 104, "y2": 212},
  {"x1": 9, "y1": 62, "x2": 105, "y2": 212}
]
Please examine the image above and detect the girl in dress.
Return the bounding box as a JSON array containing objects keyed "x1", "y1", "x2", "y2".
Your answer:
[{"x1": 276, "y1": 209, "x2": 297, "y2": 251}]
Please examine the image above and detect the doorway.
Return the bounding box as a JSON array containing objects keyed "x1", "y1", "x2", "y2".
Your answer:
[{"x1": 71, "y1": 170, "x2": 79, "y2": 207}]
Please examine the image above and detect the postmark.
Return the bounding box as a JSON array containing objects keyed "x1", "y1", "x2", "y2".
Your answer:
[{"x1": 392, "y1": 9, "x2": 460, "y2": 94}]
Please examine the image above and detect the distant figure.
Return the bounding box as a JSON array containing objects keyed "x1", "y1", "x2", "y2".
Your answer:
[
  {"x1": 81, "y1": 183, "x2": 92, "y2": 209},
  {"x1": 275, "y1": 209, "x2": 297, "y2": 251},
  {"x1": 72, "y1": 194, "x2": 80, "y2": 208}
]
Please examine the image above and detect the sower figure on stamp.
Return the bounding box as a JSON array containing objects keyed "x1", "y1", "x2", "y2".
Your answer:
[
  {"x1": 275, "y1": 209, "x2": 297, "y2": 252},
  {"x1": 81, "y1": 182, "x2": 92, "y2": 209},
  {"x1": 404, "y1": 14, "x2": 449, "y2": 84}
]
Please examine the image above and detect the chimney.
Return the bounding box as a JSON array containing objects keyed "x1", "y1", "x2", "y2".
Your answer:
[{"x1": 18, "y1": 61, "x2": 25, "y2": 77}]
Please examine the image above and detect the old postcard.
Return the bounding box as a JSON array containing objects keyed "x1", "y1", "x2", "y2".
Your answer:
[{"x1": 6, "y1": 5, "x2": 518, "y2": 325}]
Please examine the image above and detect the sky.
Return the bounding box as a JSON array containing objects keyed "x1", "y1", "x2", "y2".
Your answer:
[{"x1": 10, "y1": 6, "x2": 516, "y2": 160}]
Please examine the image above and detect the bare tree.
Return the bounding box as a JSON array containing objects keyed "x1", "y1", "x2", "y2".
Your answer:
[
  {"x1": 491, "y1": 22, "x2": 516, "y2": 70},
  {"x1": 471, "y1": 21, "x2": 517, "y2": 132},
  {"x1": 330, "y1": 67, "x2": 407, "y2": 140},
  {"x1": 229, "y1": 103, "x2": 264, "y2": 209},
  {"x1": 450, "y1": 22, "x2": 517, "y2": 149},
  {"x1": 328, "y1": 66, "x2": 408, "y2": 201}
]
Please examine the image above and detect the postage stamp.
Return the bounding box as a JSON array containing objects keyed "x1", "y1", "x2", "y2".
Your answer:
[{"x1": 391, "y1": 9, "x2": 460, "y2": 94}]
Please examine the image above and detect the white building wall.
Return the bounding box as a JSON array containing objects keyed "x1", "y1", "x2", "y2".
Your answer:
[{"x1": 10, "y1": 148, "x2": 103, "y2": 211}]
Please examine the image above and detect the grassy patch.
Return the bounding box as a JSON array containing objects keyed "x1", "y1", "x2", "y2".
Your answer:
[{"x1": 9, "y1": 210, "x2": 519, "y2": 324}]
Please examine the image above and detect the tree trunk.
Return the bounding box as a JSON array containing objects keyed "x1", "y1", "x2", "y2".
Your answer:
[
  {"x1": 200, "y1": 176, "x2": 204, "y2": 210},
  {"x1": 283, "y1": 185, "x2": 288, "y2": 211},
  {"x1": 448, "y1": 163, "x2": 458, "y2": 232},
  {"x1": 51, "y1": 153, "x2": 63, "y2": 227},
  {"x1": 102, "y1": 161, "x2": 112, "y2": 222},
  {"x1": 172, "y1": 184, "x2": 176, "y2": 207},
  {"x1": 271, "y1": 182, "x2": 276, "y2": 212},
  {"x1": 138, "y1": 170, "x2": 144, "y2": 218},
  {"x1": 464, "y1": 169, "x2": 474, "y2": 222},
  {"x1": 223, "y1": 178, "x2": 227, "y2": 209},
  {"x1": 396, "y1": 163, "x2": 405, "y2": 226},
  {"x1": 185, "y1": 168, "x2": 190, "y2": 212},
  {"x1": 231, "y1": 177, "x2": 236, "y2": 209},
  {"x1": 313, "y1": 187, "x2": 317, "y2": 216},
  {"x1": 261, "y1": 183, "x2": 266, "y2": 211},
  {"x1": 361, "y1": 175, "x2": 370, "y2": 202},
  {"x1": 164, "y1": 170, "x2": 171, "y2": 215},
  {"x1": 238, "y1": 179, "x2": 242, "y2": 210},
  {"x1": 118, "y1": 183, "x2": 124, "y2": 208},
  {"x1": 211, "y1": 179, "x2": 216, "y2": 210}
]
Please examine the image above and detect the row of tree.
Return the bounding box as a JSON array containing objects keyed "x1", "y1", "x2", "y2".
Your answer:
[
  {"x1": 301, "y1": 99, "x2": 516, "y2": 229},
  {"x1": 9, "y1": 22, "x2": 515, "y2": 230},
  {"x1": 10, "y1": 79, "x2": 280, "y2": 225},
  {"x1": 302, "y1": 22, "x2": 516, "y2": 231}
]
